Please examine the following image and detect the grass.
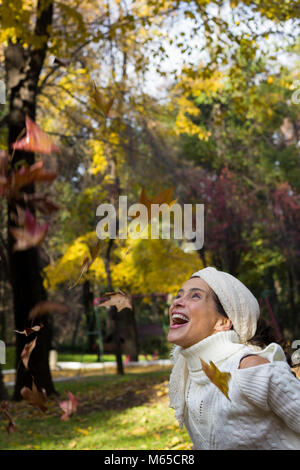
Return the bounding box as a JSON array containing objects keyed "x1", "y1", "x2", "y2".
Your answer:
[{"x1": 0, "y1": 370, "x2": 192, "y2": 450}]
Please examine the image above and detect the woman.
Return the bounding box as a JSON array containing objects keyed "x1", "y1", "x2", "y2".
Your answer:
[{"x1": 168, "y1": 266, "x2": 300, "y2": 450}]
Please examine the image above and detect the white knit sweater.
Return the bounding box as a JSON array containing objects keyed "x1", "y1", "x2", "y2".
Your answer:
[{"x1": 168, "y1": 330, "x2": 300, "y2": 450}]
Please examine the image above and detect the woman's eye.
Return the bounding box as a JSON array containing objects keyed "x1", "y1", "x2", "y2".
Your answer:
[{"x1": 193, "y1": 293, "x2": 201, "y2": 298}]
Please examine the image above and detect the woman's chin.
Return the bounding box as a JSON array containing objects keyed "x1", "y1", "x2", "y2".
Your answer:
[{"x1": 167, "y1": 324, "x2": 190, "y2": 345}]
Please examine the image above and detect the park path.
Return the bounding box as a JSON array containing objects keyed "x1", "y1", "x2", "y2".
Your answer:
[{"x1": 2, "y1": 359, "x2": 172, "y2": 386}]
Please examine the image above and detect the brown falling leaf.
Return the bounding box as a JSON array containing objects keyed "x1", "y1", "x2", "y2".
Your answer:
[
  {"x1": 68, "y1": 240, "x2": 101, "y2": 289},
  {"x1": 10, "y1": 208, "x2": 49, "y2": 252},
  {"x1": 20, "y1": 337, "x2": 37, "y2": 369},
  {"x1": 21, "y1": 380, "x2": 47, "y2": 413},
  {"x1": 29, "y1": 301, "x2": 68, "y2": 320},
  {"x1": 98, "y1": 289, "x2": 132, "y2": 312},
  {"x1": 12, "y1": 160, "x2": 57, "y2": 191},
  {"x1": 59, "y1": 391, "x2": 78, "y2": 421},
  {"x1": 14, "y1": 324, "x2": 43, "y2": 336},
  {"x1": 0, "y1": 401, "x2": 16, "y2": 434},
  {"x1": 23, "y1": 193, "x2": 60, "y2": 215},
  {"x1": 132, "y1": 187, "x2": 177, "y2": 222},
  {"x1": 11, "y1": 115, "x2": 61, "y2": 154},
  {"x1": 92, "y1": 82, "x2": 114, "y2": 118},
  {"x1": 200, "y1": 358, "x2": 231, "y2": 401}
]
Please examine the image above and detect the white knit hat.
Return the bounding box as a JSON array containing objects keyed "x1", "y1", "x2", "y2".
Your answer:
[{"x1": 191, "y1": 266, "x2": 260, "y2": 343}]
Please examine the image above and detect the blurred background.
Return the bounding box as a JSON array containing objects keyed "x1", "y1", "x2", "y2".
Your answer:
[{"x1": 0, "y1": 0, "x2": 299, "y2": 402}]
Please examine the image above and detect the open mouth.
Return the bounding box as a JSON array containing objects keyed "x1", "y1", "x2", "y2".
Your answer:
[{"x1": 170, "y1": 312, "x2": 190, "y2": 329}]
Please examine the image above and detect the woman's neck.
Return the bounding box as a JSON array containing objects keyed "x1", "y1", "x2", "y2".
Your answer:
[{"x1": 179, "y1": 330, "x2": 244, "y2": 373}]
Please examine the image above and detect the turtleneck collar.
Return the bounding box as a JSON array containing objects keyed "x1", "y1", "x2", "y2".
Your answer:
[{"x1": 179, "y1": 330, "x2": 244, "y2": 374}]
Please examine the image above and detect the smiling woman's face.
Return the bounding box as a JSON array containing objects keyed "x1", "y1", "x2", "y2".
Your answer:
[{"x1": 167, "y1": 277, "x2": 230, "y2": 348}]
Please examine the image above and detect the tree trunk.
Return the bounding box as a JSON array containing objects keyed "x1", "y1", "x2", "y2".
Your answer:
[
  {"x1": 121, "y1": 306, "x2": 139, "y2": 361},
  {"x1": 83, "y1": 280, "x2": 96, "y2": 353},
  {"x1": 111, "y1": 306, "x2": 124, "y2": 374},
  {"x1": 103, "y1": 238, "x2": 124, "y2": 375},
  {"x1": 5, "y1": 0, "x2": 56, "y2": 400}
]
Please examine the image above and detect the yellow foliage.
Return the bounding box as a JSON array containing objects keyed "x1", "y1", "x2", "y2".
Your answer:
[
  {"x1": 45, "y1": 226, "x2": 205, "y2": 295},
  {"x1": 171, "y1": 69, "x2": 224, "y2": 141},
  {"x1": 43, "y1": 232, "x2": 106, "y2": 290},
  {"x1": 87, "y1": 139, "x2": 107, "y2": 175},
  {"x1": 112, "y1": 237, "x2": 204, "y2": 295}
]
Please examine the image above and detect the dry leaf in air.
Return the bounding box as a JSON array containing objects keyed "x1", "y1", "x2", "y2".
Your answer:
[
  {"x1": 10, "y1": 208, "x2": 49, "y2": 251},
  {"x1": 69, "y1": 240, "x2": 101, "y2": 289},
  {"x1": 20, "y1": 336, "x2": 37, "y2": 369},
  {"x1": 13, "y1": 160, "x2": 57, "y2": 191},
  {"x1": 21, "y1": 380, "x2": 47, "y2": 412},
  {"x1": 200, "y1": 358, "x2": 231, "y2": 401},
  {"x1": 132, "y1": 187, "x2": 177, "y2": 223},
  {"x1": 98, "y1": 289, "x2": 132, "y2": 312},
  {"x1": 14, "y1": 323, "x2": 43, "y2": 336},
  {"x1": 59, "y1": 391, "x2": 78, "y2": 421},
  {"x1": 11, "y1": 115, "x2": 61, "y2": 154},
  {"x1": 93, "y1": 82, "x2": 114, "y2": 118},
  {"x1": 0, "y1": 401, "x2": 16, "y2": 434},
  {"x1": 29, "y1": 301, "x2": 68, "y2": 320}
]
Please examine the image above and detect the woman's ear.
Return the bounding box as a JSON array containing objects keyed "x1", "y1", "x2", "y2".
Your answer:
[{"x1": 214, "y1": 317, "x2": 232, "y2": 332}]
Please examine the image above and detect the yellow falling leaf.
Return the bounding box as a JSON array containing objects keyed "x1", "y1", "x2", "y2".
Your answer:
[
  {"x1": 200, "y1": 359, "x2": 231, "y2": 401},
  {"x1": 92, "y1": 82, "x2": 114, "y2": 118}
]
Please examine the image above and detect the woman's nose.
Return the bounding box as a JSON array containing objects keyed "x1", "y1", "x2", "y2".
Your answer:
[{"x1": 172, "y1": 295, "x2": 186, "y2": 308}]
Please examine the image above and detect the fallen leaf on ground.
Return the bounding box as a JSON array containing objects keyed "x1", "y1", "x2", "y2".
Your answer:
[
  {"x1": 68, "y1": 440, "x2": 77, "y2": 449},
  {"x1": 21, "y1": 380, "x2": 47, "y2": 412},
  {"x1": 74, "y1": 427, "x2": 89, "y2": 436},
  {"x1": 59, "y1": 391, "x2": 78, "y2": 421},
  {"x1": 200, "y1": 358, "x2": 231, "y2": 401},
  {"x1": 130, "y1": 426, "x2": 147, "y2": 436}
]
